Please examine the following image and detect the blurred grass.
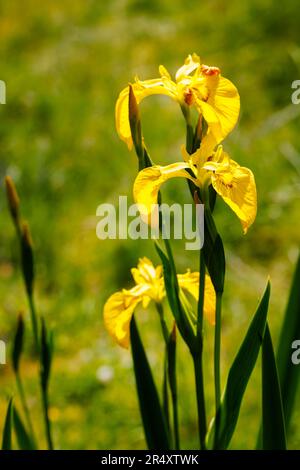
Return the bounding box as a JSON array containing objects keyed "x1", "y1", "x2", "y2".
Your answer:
[{"x1": 0, "y1": 0, "x2": 299, "y2": 449}]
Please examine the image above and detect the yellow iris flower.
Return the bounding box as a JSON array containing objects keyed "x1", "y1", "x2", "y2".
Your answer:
[
  {"x1": 115, "y1": 53, "x2": 240, "y2": 150},
  {"x1": 133, "y1": 144, "x2": 257, "y2": 234},
  {"x1": 104, "y1": 257, "x2": 215, "y2": 348}
]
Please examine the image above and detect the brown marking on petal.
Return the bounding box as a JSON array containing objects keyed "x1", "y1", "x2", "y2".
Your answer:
[
  {"x1": 183, "y1": 88, "x2": 194, "y2": 105},
  {"x1": 201, "y1": 65, "x2": 220, "y2": 76},
  {"x1": 220, "y1": 181, "x2": 233, "y2": 189}
]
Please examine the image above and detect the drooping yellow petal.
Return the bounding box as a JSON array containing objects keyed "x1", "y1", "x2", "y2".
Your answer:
[
  {"x1": 177, "y1": 271, "x2": 216, "y2": 325},
  {"x1": 115, "y1": 79, "x2": 175, "y2": 149},
  {"x1": 210, "y1": 158, "x2": 257, "y2": 233},
  {"x1": 133, "y1": 162, "x2": 198, "y2": 225},
  {"x1": 195, "y1": 74, "x2": 240, "y2": 143},
  {"x1": 103, "y1": 290, "x2": 142, "y2": 348}
]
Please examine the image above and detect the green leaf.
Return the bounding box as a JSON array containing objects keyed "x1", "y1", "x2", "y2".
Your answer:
[
  {"x1": 276, "y1": 253, "x2": 300, "y2": 431},
  {"x1": 262, "y1": 323, "x2": 286, "y2": 449},
  {"x1": 155, "y1": 241, "x2": 195, "y2": 352},
  {"x1": 209, "y1": 281, "x2": 270, "y2": 449},
  {"x1": 13, "y1": 406, "x2": 36, "y2": 450},
  {"x1": 130, "y1": 316, "x2": 170, "y2": 450},
  {"x1": 12, "y1": 313, "x2": 25, "y2": 373},
  {"x1": 167, "y1": 325, "x2": 180, "y2": 450},
  {"x1": 2, "y1": 398, "x2": 13, "y2": 450},
  {"x1": 203, "y1": 209, "x2": 225, "y2": 294}
]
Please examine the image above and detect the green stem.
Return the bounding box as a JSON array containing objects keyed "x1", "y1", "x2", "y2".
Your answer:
[
  {"x1": 16, "y1": 372, "x2": 36, "y2": 445},
  {"x1": 28, "y1": 294, "x2": 39, "y2": 354},
  {"x1": 156, "y1": 303, "x2": 180, "y2": 450},
  {"x1": 162, "y1": 352, "x2": 170, "y2": 433},
  {"x1": 41, "y1": 387, "x2": 53, "y2": 450},
  {"x1": 156, "y1": 303, "x2": 169, "y2": 343},
  {"x1": 186, "y1": 123, "x2": 194, "y2": 154},
  {"x1": 193, "y1": 249, "x2": 207, "y2": 450},
  {"x1": 28, "y1": 294, "x2": 53, "y2": 450},
  {"x1": 197, "y1": 250, "x2": 206, "y2": 336},
  {"x1": 192, "y1": 353, "x2": 206, "y2": 450},
  {"x1": 214, "y1": 292, "x2": 222, "y2": 414},
  {"x1": 172, "y1": 386, "x2": 180, "y2": 450}
]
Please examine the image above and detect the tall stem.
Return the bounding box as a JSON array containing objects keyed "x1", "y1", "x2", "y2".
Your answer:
[
  {"x1": 16, "y1": 372, "x2": 36, "y2": 445},
  {"x1": 193, "y1": 249, "x2": 207, "y2": 450},
  {"x1": 41, "y1": 387, "x2": 53, "y2": 450},
  {"x1": 28, "y1": 295, "x2": 53, "y2": 450},
  {"x1": 156, "y1": 303, "x2": 180, "y2": 450},
  {"x1": 28, "y1": 294, "x2": 39, "y2": 354},
  {"x1": 197, "y1": 250, "x2": 206, "y2": 336},
  {"x1": 192, "y1": 353, "x2": 206, "y2": 450},
  {"x1": 214, "y1": 292, "x2": 222, "y2": 413}
]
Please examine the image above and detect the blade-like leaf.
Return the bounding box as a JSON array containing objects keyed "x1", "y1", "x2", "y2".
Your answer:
[
  {"x1": 155, "y1": 241, "x2": 195, "y2": 352},
  {"x1": 130, "y1": 316, "x2": 170, "y2": 450},
  {"x1": 13, "y1": 406, "x2": 36, "y2": 450},
  {"x1": 2, "y1": 398, "x2": 13, "y2": 450},
  {"x1": 208, "y1": 281, "x2": 270, "y2": 449},
  {"x1": 276, "y1": 253, "x2": 300, "y2": 431},
  {"x1": 203, "y1": 210, "x2": 225, "y2": 294},
  {"x1": 262, "y1": 323, "x2": 286, "y2": 449}
]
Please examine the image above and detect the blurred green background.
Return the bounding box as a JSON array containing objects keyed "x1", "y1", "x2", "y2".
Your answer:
[{"x1": 0, "y1": 0, "x2": 299, "y2": 449}]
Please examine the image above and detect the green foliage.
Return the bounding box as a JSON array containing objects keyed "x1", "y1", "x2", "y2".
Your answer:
[
  {"x1": 262, "y1": 324, "x2": 286, "y2": 450},
  {"x1": 13, "y1": 406, "x2": 36, "y2": 450},
  {"x1": 130, "y1": 316, "x2": 170, "y2": 450},
  {"x1": 277, "y1": 253, "x2": 300, "y2": 431},
  {"x1": 208, "y1": 281, "x2": 270, "y2": 449},
  {"x1": 2, "y1": 399, "x2": 13, "y2": 450}
]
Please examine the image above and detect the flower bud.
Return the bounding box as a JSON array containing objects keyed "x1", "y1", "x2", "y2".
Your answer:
[
  {"x1": 5, "y1": 176, "x2": 20, "y2": 229},
  {"x1": 128, "y1": 84, "x2": 143, "y2": 168}
]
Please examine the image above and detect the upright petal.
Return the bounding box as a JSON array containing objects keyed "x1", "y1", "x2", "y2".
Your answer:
[
  {"x1": 133, "y1": 163, "x2": 197, "y2": 225},
  {"x1": 115, "y1": 79, "x2": 175, "y2": 149},
  {"x1": 131, "y1": 257, "x2": 165, "y2": 303},
  {"x1": 210, "y1": 159, "x2": 257, "y2": 233},
  {"x1": 103, "y1": 290, "x2": 142, "y2": 348},
  {"x1": 176, "y1": 54, "x2": 201, "y2": 82},
  {"x1": 131, "y1": 257, "x2": 157, "y2": 285},
  {"x1": 177, "y1": 271, "x2": 216, "y2": 324}
]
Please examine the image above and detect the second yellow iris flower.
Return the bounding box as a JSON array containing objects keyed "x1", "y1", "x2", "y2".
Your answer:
[{"x1": 104, "y1": 257, "x2": 215, "y2": 348}]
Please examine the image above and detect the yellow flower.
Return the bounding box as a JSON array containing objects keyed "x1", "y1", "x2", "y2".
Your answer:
[
  {"x1": 115, "y1": 53, "x2": 240, "y2": 150},
  {"x1": 103, "y1": 257, "x2": 215, "y2": 348},
  {"x1": 133, "y1": 144, "x2": 257, "y2": 234}
]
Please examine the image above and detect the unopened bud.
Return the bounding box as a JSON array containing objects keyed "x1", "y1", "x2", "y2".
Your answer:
[
  {"x1": 129, "y1": 83, "x2": 140, "y2": 125},
  {"x1": 5, "y1": 176, "x2": 20, "y2": 228},
  {"x1": 128, "y1": 84, "x2": 144, "y2": 168}
]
